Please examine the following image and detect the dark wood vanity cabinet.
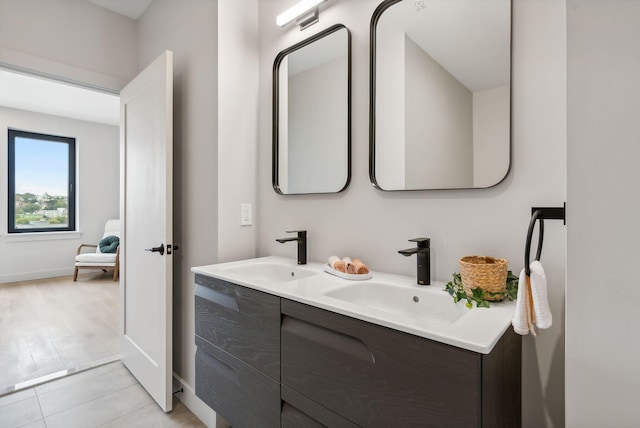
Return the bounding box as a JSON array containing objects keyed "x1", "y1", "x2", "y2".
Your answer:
[
  {"x1": 194, "y1": 274, "x2": 281, "y2": 427},
  {"x1": 194, "y1": 274, "x2": 521, "y2": 428},
  {"x1": 281, "y1": 385, "x2": 360, "y2": 428},
  {"x1": 281, "y1": 299, "x2": 521, "y2": 428},
  {"x1": 194, "y1": 274, "x2": 280, "y2": 378},
  {"x1": 195, "y1": 337, "x2": 281, "y2": 427}
]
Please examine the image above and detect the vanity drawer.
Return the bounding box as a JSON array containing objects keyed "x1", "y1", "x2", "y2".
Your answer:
[
  {"x1": 282, "y1": 385, "x2": 359, "y2": 428},
  {"x1": 281, "y1": 299, "x2": 480, "y2": 428},
  {"x1": 195, "y1": 335, "x2": 280, "y2": 428},
  {"x1": 194, "y1": 273, "x2": 280, "y2": 379}
]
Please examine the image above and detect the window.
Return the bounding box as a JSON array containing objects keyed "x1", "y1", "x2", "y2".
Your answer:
[{"x1": 8, "y1": 129, "x2": 76, "y2": 233}]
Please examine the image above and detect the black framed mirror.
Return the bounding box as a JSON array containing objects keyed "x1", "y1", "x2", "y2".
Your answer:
[
  {"x1": 273, "y1": 24, "x2": 351, "y2": 195},
  {"x1": 370, "y1": 0, "x2": 512, "y2": 191}
]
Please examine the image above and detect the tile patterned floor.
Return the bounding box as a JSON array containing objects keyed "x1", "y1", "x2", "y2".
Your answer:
[{"x1": 0, "y1": 362, "x2": 206, "y2": 428}]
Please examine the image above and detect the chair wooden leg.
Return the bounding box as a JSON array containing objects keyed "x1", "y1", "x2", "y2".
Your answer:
[
  {"x1": 113, "y1": 266, "x2": 119, "y2": 281},
  {"x1": 73, "y1": 267, "x2": 79, "y2": 281}
]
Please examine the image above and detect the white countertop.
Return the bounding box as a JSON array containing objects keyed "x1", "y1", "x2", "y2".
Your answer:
[{"x1": 191, "y1": 256, "x2": 517, "y2": 354}]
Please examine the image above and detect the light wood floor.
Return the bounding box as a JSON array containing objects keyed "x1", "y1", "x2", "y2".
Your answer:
[
  {"x1": 0, "y1": 272, "x2": 119, "y2": 392},
  {"x1": 0, "y1": 361, "x2": 205, "y2": 428}
]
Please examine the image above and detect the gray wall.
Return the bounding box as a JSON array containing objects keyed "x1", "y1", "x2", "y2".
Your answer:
[
  {"x1": 566, "y1": 1, "x2": 640, "y2": 426},
  {"x1": 258, "y1": 1, "x2": 566, "y2": 427},
  {"x1": 217, "y1": 0, "x2": 259, "y2": 265}
]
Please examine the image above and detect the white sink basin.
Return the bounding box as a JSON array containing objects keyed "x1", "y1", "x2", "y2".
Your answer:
[
  {"x1": 220, "y1": 261, "x2": 317, "y2": 283},
  {"x1": 192, "y1": 256, "x2": 516, "y2": 354},
  {"x1": 324, "y1": 281, "x2": 466, "y2": 325}
]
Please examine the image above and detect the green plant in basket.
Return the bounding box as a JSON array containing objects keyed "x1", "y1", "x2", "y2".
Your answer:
[{"x1": 444, "y1": 271, "x2": 519, "y2": 309}]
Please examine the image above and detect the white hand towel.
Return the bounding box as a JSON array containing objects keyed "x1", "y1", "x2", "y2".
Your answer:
[
  {"x1": 529, "y1": 261, "x2": 552, "y2": 329},
  {"x1": 512, "y1": 268, "x2": 530, "y2": 335}
]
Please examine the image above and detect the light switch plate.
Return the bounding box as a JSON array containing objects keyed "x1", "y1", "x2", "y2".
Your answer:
[{"x1": 240, "y1": 204, "x2": 252, "y2": 226}]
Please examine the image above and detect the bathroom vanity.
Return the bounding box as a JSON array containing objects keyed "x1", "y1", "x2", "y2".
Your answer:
[{"x1": 193, "y1": 257, "x2": 521, "y2": 428}]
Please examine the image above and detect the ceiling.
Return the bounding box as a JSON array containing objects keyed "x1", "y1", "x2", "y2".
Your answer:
[{"x1": 85, "y1": 0, "x2": 154, "y2": 20}]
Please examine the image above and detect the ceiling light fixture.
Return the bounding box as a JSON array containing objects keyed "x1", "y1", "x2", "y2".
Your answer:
[{"x1": 276, "y1": 0, "x2": 328, "y2": 31}]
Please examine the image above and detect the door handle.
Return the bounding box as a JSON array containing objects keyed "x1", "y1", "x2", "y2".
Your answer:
[
  {"x1": 167, "y1": 244, "x2": 180, "y2": 255},
  {"x1": 145, "y1": 244, "x2": 165, "y2": 256}
]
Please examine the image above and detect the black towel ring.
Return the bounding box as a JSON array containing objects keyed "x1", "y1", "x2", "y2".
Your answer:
[{"x1": 524, "y1": 210, "x2": 544, "y2": 276}]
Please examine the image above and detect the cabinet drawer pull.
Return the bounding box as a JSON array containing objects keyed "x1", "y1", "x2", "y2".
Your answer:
[
  {"x1": 196, "y1": 284, "x2": 239, "y2": 312},
  {"x1": 282, "y1": 316, "x2": 375, "y2": 363},
  {"x1": 197, "y1": 349, "x2": 240, "y2": 387}
]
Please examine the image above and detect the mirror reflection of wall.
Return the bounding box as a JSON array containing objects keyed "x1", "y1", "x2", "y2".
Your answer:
[
  {"x1": 273, "y1": 25, "x2": 351, "y2": 195},
  {"x1": 371, "y1": 0, "x2": 511, "y2": 191}
]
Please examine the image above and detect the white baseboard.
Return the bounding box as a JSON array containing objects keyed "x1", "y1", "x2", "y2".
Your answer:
[
  {"x1": 172, "y1": 373, "x2": 230, "y2": 428},
  {"x1": 0, "y1": 268, "x2": 73, "y2": 284}
]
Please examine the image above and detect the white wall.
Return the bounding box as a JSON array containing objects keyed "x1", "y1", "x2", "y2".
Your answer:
[
  {"x1": 257, "y1": 1, "x2": 566, "y2": 427},
  {"x1": 0, "y1": 107, "x2": 119, "y2": 282},
  {"x1": 566, "y1": 1, "x2": 640, "y2": 426},
  {"x1": 0, "y1": 0, "x2": 137, "y2": 90}
]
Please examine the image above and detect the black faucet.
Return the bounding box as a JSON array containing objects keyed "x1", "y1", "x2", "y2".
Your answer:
[
  {"x1": 398, "y1": 238, "x2": 430, "y2": 285},
  {"x1": 276, "y1": 230, "x2": 307, "y2": 265}
]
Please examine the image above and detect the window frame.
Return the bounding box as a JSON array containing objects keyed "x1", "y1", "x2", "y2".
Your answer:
[{"x1": 8, "y1": 129, "x2": 77, "y2": 234}]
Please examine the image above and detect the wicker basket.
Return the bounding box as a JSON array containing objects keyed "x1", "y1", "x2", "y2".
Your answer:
[{"x1": 459, "y1": 256, "x2": 508, "y2": 301}]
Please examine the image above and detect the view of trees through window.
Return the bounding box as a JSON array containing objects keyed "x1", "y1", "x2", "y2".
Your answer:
[
  {"x1": 8, "y1": 130, "x2": 76, "y2": 232},
  {"x1": 14, "y1": 192, "x2": 69, "y2": 228}
]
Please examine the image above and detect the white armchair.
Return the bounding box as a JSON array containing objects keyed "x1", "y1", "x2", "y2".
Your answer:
[{"x1": 74, "y1": 219, "x2": 120, "y2": 281}]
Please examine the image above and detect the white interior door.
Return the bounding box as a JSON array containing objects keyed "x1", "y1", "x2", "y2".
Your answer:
[{"x1": 119, "y1": 51, "x2": 174, "y2": 412}]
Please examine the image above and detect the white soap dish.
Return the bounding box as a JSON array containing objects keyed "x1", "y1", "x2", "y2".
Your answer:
[{"x1": 323, "y1": 264, "x2": 373, "y2": 281}]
